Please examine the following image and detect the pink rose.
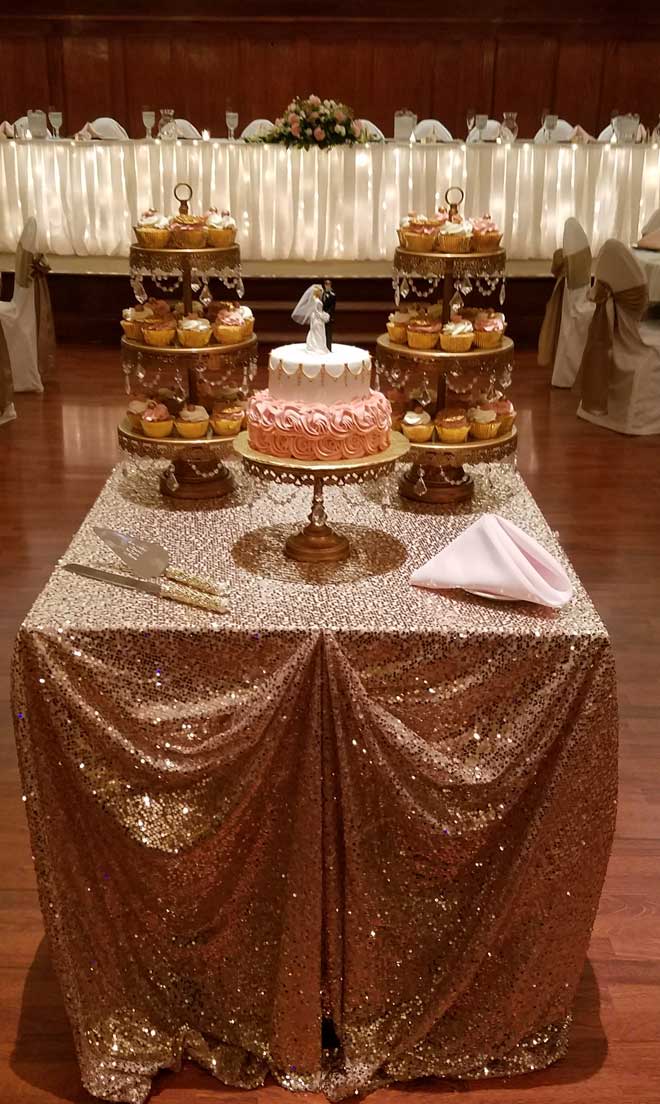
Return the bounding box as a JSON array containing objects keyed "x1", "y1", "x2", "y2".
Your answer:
[
  {"x1": 309, "y1": 110, "x2": 319, "y2": 121},
  {"x1": 335, "y1": 110, "x2": 346, "y2": 124},
  {"x1": 291, "y1": 121, "x2": 301, "y2": 137},
  {"x1": 308, "y1": 94, "x2": 321, "y2": 107},
  {"x1": 313, "y1": 126, "x2": 325, "y2": 142},
  {"x1": 288, "y1": 113, "x2": 300, "y2": 126}
]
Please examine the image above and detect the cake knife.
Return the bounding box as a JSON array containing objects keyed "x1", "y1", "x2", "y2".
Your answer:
[
  {"x1": 93, "y1": 527, "x2": 227, "y2": 596},
  {"x1": 62, "y1": 564, "x2": 228, "y2": 614}
]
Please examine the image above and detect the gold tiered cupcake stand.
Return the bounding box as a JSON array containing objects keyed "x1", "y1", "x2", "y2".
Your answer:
[
  {"x1": 379, "y1": 201, "x2": 515, "y2": 505},
  {"x1": 118, "y1": 183, "x2": 257, "y2": 500},
  {"x1": 233, "y1": 431, "x2": 410, "y2": 563}
]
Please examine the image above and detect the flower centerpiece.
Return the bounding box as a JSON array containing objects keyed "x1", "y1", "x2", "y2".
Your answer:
[{"x1": 254, "y1": 94, "x2": 365, "y2": 149}]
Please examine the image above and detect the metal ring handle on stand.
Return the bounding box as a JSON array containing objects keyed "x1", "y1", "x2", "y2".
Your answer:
[
  {"x1": 174, "y1": 182, "x2": 193, "y2": 213},
  {"x1": 445, "y1": 186, "x2": 465, "y2": 208}
]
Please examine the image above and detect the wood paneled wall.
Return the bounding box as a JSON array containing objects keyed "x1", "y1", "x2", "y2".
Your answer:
[{"x1": 1, "y1": 4, "x2": 660, "y2": 140}]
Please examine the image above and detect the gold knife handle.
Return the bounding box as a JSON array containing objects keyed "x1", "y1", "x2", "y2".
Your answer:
[
  {"x1": 164, "y1": 566, "x2": 227, "y2": 596},
  {"x1": 160, "y1": 582, "x2": 228, "y2": 614}
]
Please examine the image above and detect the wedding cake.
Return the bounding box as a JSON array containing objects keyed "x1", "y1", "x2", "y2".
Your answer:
[{"x1": 246, "y1": 285, "x2": 391, "y2": 460}]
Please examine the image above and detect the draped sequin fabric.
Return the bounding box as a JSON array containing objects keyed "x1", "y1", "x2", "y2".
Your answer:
[{"x1": 12, "y1": 459, "x2": 618, "y2": 1104}]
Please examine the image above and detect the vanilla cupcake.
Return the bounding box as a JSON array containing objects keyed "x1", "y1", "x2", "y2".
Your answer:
[
  {"x1": 434, "y1": 407, "x2": 469, "y2": 444},
  {"x1": 177, "y1": 316, "x2": 212, "y2": 348},
  {"x1": 435, "y1": 218, "x2": 473, "y2": 254},
  {"x1": 440, "y1": 319, "x2": 474, "y2": 353},
  {"x1": 386, "y1": 311, "x2": 409, "y2": 345},
  {"x1": 126, "y1": 398, "x2": 148, "y2": 431},
  {"x1": 468, "y1": 403, "x2": 501, "y2": 440},
  {"x1": 175, "y1": 403, "x2": 210, "y2": 439},
  {"x1": 121, "y1": 305, "x2": 153, "y2": 342},
  {"x1": 141, "y1": 401, "x2": 174, "y2": 438},
  {"x1": 206, "y1": 207, "x2": 237, "y2": 247},
  {"x1": 401, "y1": 409, "x2": 434, "y2": 443},
  {"x1": 473, "y1": 310, "x2": 506, "y2": 348},
  {"x1": 211, "y1": 404, "x2": 244, "y2": 437},
  {"x1": 407, "y1": 320, "x2": 442, "y2": 350},
  {"x1": 134, "y1": 209, "x2": 170, "y2": 248}
]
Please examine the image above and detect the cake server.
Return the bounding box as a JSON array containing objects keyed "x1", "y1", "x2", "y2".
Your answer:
[
  {"x1": 93, "y1": 527, "x2": 227, "y2": 596},
  {"x1": 63, "y1": 564, "x2": 228, "y2": 615}
]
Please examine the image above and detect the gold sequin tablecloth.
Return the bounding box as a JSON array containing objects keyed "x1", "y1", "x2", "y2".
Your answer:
[{"x1": 12, "y1": 459, "x2": 618, "y2": 1104}]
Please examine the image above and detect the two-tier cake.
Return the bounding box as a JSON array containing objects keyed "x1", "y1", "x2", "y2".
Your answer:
[{"x1": 246, "y1": 343, "x2": 391, "y2": 460}]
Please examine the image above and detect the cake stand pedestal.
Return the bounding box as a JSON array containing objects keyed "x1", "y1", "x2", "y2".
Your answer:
[
  {"x1": 118, "y1": 420, "x2": 236, "y2": 500},
  {"x1": 233, "y1": 431, "x2": 410, "y2": 562},
  {"x1": 399, "y1": 427, "x2": 517, "y2": 504}
]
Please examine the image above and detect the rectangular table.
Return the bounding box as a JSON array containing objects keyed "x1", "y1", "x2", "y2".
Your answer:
[
  {"x1": 1, "y1": 138, "x2": 659, "y2": 263},
  {"x1": 12, "y1": 457, "x2": 617, "y2": 1104}
]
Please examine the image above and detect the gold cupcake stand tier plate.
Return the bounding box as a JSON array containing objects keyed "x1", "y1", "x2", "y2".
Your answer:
[
  {"x1": 400, "y1": 426, "x2": 517, "y2": 505},
  {"x1": 121, "y1": 335, "x2": 258, "y2": 409},
  {"x1": 233, "y1": 431, "x2": 411, "y2": 563},
  {"x1": 117, "y1": 419, "x2": 238, "y2": 501},
  {"x1": 393, "y1": 247, "x2": 506, "y2": 320},
  {"x1": 129, "y1": 243, "x2": 243, "y2": 313}
]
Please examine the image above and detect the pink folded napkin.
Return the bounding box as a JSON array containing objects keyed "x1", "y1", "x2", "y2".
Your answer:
[
  {"x1": 410, "y1": 514, "x2": 573, "y2": 608},
  {"x1": 637, "y1": 229, "x2": 660, "y2": 252}
]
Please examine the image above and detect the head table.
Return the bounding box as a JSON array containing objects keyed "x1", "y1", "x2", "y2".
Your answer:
[
  {"x1": 0, "y1": 138, "x2": 659, "y2": 263},
  {"x1": 12, "y1": 458, "x2": 617, "y2": 1104}
]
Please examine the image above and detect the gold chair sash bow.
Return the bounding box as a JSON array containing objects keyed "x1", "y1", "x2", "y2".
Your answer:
[
  {"x1": 538, "y1": 245, "x2": 592, "y2": 369},
  {"x1": 577, "y1": 279, "x2": 649, "y2": 415},
  {"x1": 15, "y1": 245, "x2": 56, "y2": 383}
]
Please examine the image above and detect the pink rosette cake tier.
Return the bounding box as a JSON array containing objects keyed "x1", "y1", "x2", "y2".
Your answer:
[
  {"x1": 247, "y1": 390, "x2": 392, "y2": 460},
  {"x1": 246, "y1": 341, "x2": 392, "y2": 460}
]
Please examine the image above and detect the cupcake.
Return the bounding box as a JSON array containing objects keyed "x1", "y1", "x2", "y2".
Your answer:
[
  {"x1": 120, "y1": 305, "x2": 153, "y2": 342},
  {"x1": 487, "y1": 397, "x2": 516, "y2": 433},
  {"x1": 168, "y1": 214, "x2": 209, "y2": 249},
  {"x1": 428, "y1": 205, "x2": 449, "y2": 231},
  {"x1": 470, "y1": 213, "x2": 502, "y2": 253},
  {"x1": 141, "y1": 401, "x2": 174, "y2": 438},
  {"x1": 401, "y1": 409, "x2": 434, "y2": 443},
  {"x1": 435, "y1": 218, "x2": 473, "y2": 253},
  {"x1": 404, "y1": 223, "x2": 437, "y2": 253},
  {"x1": 434, "y1": 407, "x2": 469, "y2": 444},
  {"x1": 407, "y1": 320, "x2": 442, "y2": 350},
  {"x1": 126, "y1": 398, "x2": 148, "y2": 431},
  {"x1": 177, "y1": 316, "x2": 212, "y2": 348},
  {"x1": 385, "y1": 388, "x2": 407, "y2": 431},
  {"x1": 206, "y1": 207, "x2": 237, "y2": 247},
  {"x1": 206, "y1": 300, "x2": 237, "y2": 322},
  {"x1": 211, "y1": 404, "x2": 244, "y2": 437},
  {"x1": 237, "y1": 304, "x2": 254, "y2": 338},
  {"x1": 440, "y1": 319, "x2": 474, "y2": 353},
  {"x1": 175, "y1": 403, "x2": 210, "y2": 439},
  {"x1": 386, "y1": 311, "x2": 409, "y2": 345},
  {"x1": 397, "y1": 211, "x2": 421, "y2": 247},
  {"x1": 468, "y1": 403, "x2": 501, "y2": 440},
  {"x1": 473, "y1": 310, "x2": 506, "y2": 348},
  {"x1": 213, "y1": 310, "x2": 245, "y2": 346},
  {"x1": 142, "y1": 318, "x2": 177, "y2": 347},
  {"x1": 133, "y1": 209, "x2": 170, "y2": 248}
]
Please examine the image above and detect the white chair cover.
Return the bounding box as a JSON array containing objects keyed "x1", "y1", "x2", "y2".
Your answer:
[
  {"x1": 0, "y1": 218, "x2": 42, "y2": 393},
  {"x1": 413, "y1": 119, "x2": 453, "y2": 142},
  {"x1": 240, "y1": 119, "x2": 274, "y2": 140},
  {"x1": 641, "y1": 208, "x2": 660, "y2": 237},
  {"x1": 175, "y1": 118, "x2": 202, "y2": 139},
  {"x1": 13, "y1": 115, "x2": 52, "y2": 138},
  {"x1": 552, "y1": 218, "x2": 595, "y2": 387},
  {"x1": 89, "y1": 118, "x2": 129, "y2": 140},
  {"x1": 467, "y1": 120, "x2": 501, "y2": 142},
  {"x1": 578, "y1": 239, "x2": 660, "y2": 435},
  {"x1": 359, "y1": 119, "x2": 385, "y2": 140},
  {"x1": 533, "y1": 119, "x2": 574, "y2": 143}
]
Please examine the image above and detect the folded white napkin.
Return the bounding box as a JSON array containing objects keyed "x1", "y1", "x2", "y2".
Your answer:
[{"x1": 410, "y1": 514, "x2": 573, "y2": 608}]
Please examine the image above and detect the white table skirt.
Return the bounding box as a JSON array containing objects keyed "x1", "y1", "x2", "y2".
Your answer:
[{"x1": 1, "y1": 140, "x2": 659, "y2": 264}]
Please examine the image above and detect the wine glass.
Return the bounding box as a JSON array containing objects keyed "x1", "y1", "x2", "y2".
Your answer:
[
  {"x1": 142, "y1": 108, "x2": 155, "y2": 140},
  {"x1": 466, "y1": 107, "x2": 476, "y2": 138},
  {"x1": 543, "y1": 113, "x2": 558, "y2": 142},
  {"x1": 475, "y1": 114, "x2": 488, "y2": 141},
  {"x1": 48, "y1": 108, "x2": 63, "y2": 139},
  {"x1": 502, "y1": 111, "x2": 518, "y2": 142},
  {"x1": 226, "y1": 110, "x2": 239, "y2": 140}
]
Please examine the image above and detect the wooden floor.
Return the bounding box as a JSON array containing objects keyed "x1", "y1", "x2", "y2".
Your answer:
[{"x1": 1, "y1": 345, "x2": 659, "y2": 1103}]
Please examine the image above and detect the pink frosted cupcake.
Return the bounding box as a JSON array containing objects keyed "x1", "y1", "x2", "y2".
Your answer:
[
  {"x1": 470, "y1": 213, "x2": 502, "y2": 253},
  {"x1": 486, "y1": 397, "x2": 516, "y2": 433},
  {"x1": 473, "y1": 310, "x2": 506, "y2": 348}
]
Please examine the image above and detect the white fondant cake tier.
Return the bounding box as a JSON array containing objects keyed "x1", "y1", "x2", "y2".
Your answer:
[{"x1": 268, "y1": 343, "x2": 372, "y2": 404}]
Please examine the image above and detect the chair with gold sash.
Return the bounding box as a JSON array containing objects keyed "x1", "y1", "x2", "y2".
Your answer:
[
  {"x1": 577, "y1": 239, "x2": 660, "y2": 435},
  {"x1": 0, "y1": 217, "x2": 56, "y2": 398},
  {"x1": 538, "y1": 218, "x2": 594, "y2": 387}
]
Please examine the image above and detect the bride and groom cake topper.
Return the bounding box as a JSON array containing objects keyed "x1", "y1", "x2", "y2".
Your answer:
[{"x1": 292, "y1": 280, "x2": 336, "y2": 354}]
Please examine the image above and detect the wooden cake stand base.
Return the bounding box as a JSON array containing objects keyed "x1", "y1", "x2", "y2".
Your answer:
[{"x1": 117, "y1": 420, "x2": 237, "y2": 501}]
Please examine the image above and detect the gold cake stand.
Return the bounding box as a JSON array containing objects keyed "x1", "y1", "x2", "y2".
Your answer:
[
  {"x1": 117, "y1": 419, "x2": 237, "y2": 500},
  {"x1": 233, "y1": 431, "x2": 410, "y2": 562},
  {"x1": 393, "y1": 247, "x2": 506, "y2": 320},
  {"x1": 399, "y1": 427, "x2": 517, "y2": 504}
]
